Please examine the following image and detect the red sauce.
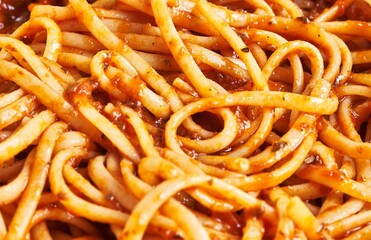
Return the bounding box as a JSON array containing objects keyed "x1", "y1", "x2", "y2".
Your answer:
[
  {"x1": 294, "y1": 0, "x2": 371, "y2": 21},
  {"x1": 0, "y1": 0, "x2": 31, "y2": 33},
  {"x1": 0, "y1": 0, "x2": 65, "y2": 33},
  {"x1": 345, "y1": 0, "x2": 371, "y2": 21}
]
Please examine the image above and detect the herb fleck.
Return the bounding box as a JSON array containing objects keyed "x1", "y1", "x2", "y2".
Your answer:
[
  {"x1": 241, "y1": 47, "x2": 250, "y2": 53},
  {"x1": 272, "y1": 141, "x2": 288, "y2": 152}
]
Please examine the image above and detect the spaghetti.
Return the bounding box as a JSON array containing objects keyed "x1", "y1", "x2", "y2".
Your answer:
[{"x1": 0, "y1": 0, "x2": 370, "y2": 239}]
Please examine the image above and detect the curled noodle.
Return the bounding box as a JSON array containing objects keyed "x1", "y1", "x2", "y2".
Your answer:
[{"x1": 0, "y1": 0, "x2": 370, "y2": 239}]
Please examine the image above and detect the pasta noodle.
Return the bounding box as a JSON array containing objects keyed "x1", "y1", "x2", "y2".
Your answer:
[{"x1": 0, "y1": 0, "x2": 370, "y2": 239}]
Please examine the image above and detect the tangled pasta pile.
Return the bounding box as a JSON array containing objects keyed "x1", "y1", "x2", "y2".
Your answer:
[{"x1": 0, "y1": 0, "x2": 370, "y2": 239}]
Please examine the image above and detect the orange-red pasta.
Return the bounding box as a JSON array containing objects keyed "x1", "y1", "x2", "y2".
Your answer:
[{"x1": 0, "y1": 0, "x2": 370, "y2": 239}]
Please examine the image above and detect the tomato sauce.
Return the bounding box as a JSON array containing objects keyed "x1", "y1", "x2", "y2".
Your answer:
[{"x1": 0, "y1": 0, "x2": 65, "y2": 33}]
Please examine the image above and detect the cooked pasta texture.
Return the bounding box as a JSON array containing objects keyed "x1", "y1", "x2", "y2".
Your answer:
[{"x1": 0, "y1": 0, "x2": 370, "y2": 239}]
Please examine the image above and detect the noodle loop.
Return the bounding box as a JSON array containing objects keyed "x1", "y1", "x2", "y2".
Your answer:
[{"x1": 0, "y1": 0, "x2": 369, "y2": 239}]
